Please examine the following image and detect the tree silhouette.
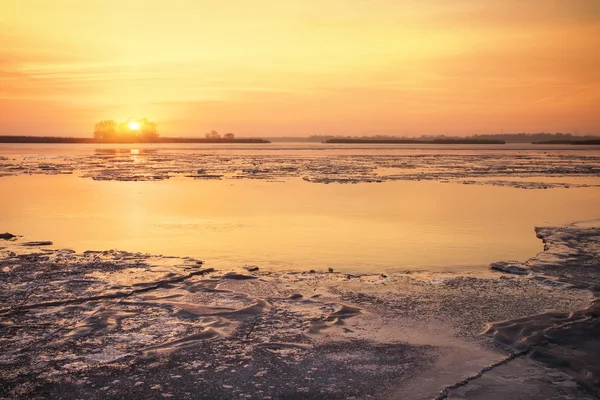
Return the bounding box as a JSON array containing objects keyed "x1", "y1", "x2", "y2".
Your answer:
[
  {"x1": 223, "y1": 132, "x2": 235, "y2": 139},
  {"x1": 93, "y1": 120, "x2": 118, "y2": 140},
  {"x1": 140, "y1": 118, "x2": 159, "y2": 141},
  {"x1": 205, "y1": 130, "x2": 221, "y2": 139}
]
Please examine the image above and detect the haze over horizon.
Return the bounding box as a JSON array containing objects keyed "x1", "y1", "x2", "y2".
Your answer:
[{"x1": 1, "y1": 0, "x2": 599, "y2": 137}]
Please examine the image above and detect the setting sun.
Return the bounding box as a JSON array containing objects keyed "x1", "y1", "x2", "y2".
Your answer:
[{"x1": 128, "y1": 121, "x2": 141, "y2": 130}]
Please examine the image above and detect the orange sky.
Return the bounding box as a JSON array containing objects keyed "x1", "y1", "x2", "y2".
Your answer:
[{"x1": 1, "y1": 0, "x2": 599, "y2": 137}]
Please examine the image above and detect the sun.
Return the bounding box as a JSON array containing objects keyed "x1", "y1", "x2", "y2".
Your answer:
[{"x1": 128, "y1": 121, "x2": 141, "y2": 130}]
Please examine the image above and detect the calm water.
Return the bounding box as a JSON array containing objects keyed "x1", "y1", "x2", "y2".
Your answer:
[{"x1": 1, "y1": 143, "x2": 599, "y2": 273}]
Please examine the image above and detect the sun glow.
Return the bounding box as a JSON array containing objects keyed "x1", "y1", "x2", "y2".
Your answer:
[
  {"x1": 128, "y1": 121, "x2": 140, "y2": 130},
  {"x1": 1, "y1": 1, "x2": 599, "y2": 136}
]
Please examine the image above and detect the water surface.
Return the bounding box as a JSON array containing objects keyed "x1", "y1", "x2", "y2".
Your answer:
[{"x1": 1, "y1": 172, "x2": 598, "y2": 273}]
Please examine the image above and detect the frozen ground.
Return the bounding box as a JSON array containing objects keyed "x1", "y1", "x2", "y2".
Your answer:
[
  {"x1": 1, "y1": 224, "x2": 598, "y2": 399},
  {"x1": 1, "y1": 149, "x2": 599, "y2": 188}
]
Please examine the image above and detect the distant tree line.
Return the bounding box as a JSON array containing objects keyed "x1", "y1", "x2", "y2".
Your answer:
[
  {"x1": 303, "y1": 132, "x2": 598, "y2": 143},
  {"x1": 93, "y1": 118, "x2": 159, "y2": 142},
  {"x1": 325, "y1": 138, "x2": 505, "y2": 144},
  {"x1": 468, "y1": 133, "x2": 599, "y2": 143},
  {"x1": 205, "y1": 130, "x2": 235, "y2": 140}
]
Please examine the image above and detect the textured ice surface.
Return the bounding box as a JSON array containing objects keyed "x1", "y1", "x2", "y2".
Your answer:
[
  {"x1": 1, "y1": 149, "x2": 599, "y2": 188},
  {"x1": 1, "y1": 226, "x2": 598, "y2": 399}
]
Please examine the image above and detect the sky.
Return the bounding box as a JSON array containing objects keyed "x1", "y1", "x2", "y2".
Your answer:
[{"x1": 1, "y1": 0, "x2": 599, "y2": 137}]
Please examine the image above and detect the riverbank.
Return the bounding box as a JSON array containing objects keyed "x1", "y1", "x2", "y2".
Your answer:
[
  {"x1": 1, "y1": 225, "x2": 598, "y2": 399},
  {"x1": 0, "y1": 136, "x2": 270, "y2": 144},
  {"x1": 324, "y1": 138, "x2": 505, "y2": 144}
]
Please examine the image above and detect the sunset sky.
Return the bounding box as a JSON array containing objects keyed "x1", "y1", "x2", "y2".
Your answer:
[{"x1": 1, "y1": 0, "x2": 599, "y2": 137}]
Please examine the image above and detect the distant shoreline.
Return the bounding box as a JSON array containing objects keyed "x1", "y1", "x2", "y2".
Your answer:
[
  {"x1": 0, "y1": 136, "x2": 270, "y2": 144},
  {"x1": 2, "y1": 136, "x2": 600, "y2": 145},
  {"x1": 532, "y1": 139, "x2": 600, "y2": 145},
  {"x1": 324, "y1": 138, "x2": 506, "y2": 144}
]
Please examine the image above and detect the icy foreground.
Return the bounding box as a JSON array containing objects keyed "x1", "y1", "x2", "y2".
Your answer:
[{"x1": 0, "y1": 226, "x2": 599, "y2": 399}]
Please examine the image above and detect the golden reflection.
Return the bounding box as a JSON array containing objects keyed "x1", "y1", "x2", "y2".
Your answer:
[
  {"x1": 94, "y1": 148, "x2": 157, "y2": 155},
  {"x1": 1, "y1": 176, "x2": 599, "y2": 273},
  {"x1": 129, "y1": 149, "x2": 147, "y2": 163}
]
